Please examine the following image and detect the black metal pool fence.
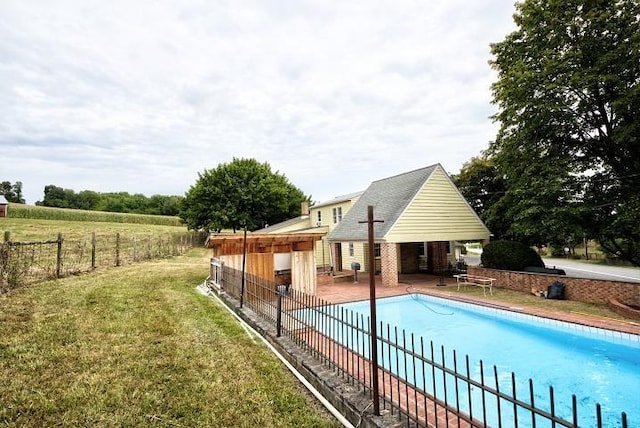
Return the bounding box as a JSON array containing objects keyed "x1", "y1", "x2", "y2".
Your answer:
[{"x1": 216, "y1": 265, "x2": 631, "y2": 428}]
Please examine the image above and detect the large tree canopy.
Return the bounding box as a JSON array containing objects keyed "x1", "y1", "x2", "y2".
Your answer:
[
  {"x1": 489, "y1": 0, "x2": 640, "y2": 264},
  {"x1": 180, "y1": 158, "x2": 309, "y2": 232},
  {"x1": 0, "y1": 181, "x2": 25, "y2": 203},
  {"x1": 451, "y1": 156, "x2": 508, "y2": 239}
]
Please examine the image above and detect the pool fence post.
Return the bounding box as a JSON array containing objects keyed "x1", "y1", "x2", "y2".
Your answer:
[
  {"x1": 276, "y1": 290, "x2": 283, "y2": 337},
  {"x1": 240, "y1": 226, "x2": 247, "y2": 308},
  {"x1": 359, "y1": 205, "x2": 384, "y2": 416}
]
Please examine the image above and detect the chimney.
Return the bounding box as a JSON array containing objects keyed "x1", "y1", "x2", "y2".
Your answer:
[{"x1": 301, "y1": 201, "x2": 310, "y2": 216}]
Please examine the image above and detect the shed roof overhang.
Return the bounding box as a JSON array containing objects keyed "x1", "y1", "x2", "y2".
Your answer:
[{"x1": 205, "y1": 232, "x2": 326, "y2": 255}]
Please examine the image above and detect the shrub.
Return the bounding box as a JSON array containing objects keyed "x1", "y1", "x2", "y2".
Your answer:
[{"x1": 481, "y1": 240, "x2": 544, "y2": 271}]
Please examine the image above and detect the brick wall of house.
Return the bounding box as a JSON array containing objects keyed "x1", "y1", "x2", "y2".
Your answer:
[
  {"x1": 428, "y1": 241, "x2": 449, "y2": 274},
  {"x1": 399, "y1": 243, "x2": 419, "y2": 274},
  {"x1": 381, "y1": 243, "x2": 399, "y2": 287},
  {"x1": 468, "y1": 266, "x2": 640, "y2": 306}
]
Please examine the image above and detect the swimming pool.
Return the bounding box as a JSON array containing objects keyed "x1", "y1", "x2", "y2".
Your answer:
[{"x1": 333, "y1": 294, "x2": 639, "y2": 427}]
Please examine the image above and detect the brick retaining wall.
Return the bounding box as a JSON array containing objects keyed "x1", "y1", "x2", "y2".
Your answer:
[{"x1": 468, "y1": 266, "x2": 640, "y2": 306}]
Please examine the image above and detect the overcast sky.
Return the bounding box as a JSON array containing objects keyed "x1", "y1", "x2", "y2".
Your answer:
[{"x1": 1, "y1": 0, "x2": 517, "y2": 205}]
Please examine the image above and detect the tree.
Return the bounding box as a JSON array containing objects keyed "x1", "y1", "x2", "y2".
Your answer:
[
  {"x1": 180, "y1": 158, "x2": 309, "y2": 232},
  {"x1": 0, "y1": 181, "x2": 25, "y2": 203},
  {"x1": 451, "y1": 156, "x2": 509, "y2": 239},
  {"x1": 40, "y1": 185, "x2": 69, "y2": 207},
  {"x1": 489, "y1": 0, "x2": 640, "y2": 265}
]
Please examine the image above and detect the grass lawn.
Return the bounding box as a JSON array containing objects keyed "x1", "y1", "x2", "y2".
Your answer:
[
  {"x1": 431, "y1": 285, "x2": 630, "y2": 318},
  {"x1": 0, "y1": 248, "x2": 340, "y2": 427}
]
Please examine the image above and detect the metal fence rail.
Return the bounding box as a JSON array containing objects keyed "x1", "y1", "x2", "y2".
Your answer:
[{"x1": 219, "y1": 265, "x2": 630, "y2": 428}]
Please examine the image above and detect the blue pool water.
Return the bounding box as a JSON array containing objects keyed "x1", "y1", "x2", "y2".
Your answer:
[{"x1": 334, "y1": 294, "x2": 640, "y2": 427}]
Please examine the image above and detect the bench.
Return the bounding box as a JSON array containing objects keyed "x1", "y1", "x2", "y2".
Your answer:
[{"x1": 453, "y1": 274, "x2": 496, "y2": 296}]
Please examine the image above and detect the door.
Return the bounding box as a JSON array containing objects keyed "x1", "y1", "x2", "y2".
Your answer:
[{"x1": 333, "y1": 243, "x2": 343, "y2": 272}]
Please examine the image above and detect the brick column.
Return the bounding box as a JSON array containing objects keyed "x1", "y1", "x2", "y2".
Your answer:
[{"x1": 381, "y1": 243, "x2": 399, "y2": 287}]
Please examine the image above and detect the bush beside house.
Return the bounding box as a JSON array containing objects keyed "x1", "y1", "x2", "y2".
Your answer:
[{"x1": 481, "y1": 240, "x2": 544, "y2": 271}]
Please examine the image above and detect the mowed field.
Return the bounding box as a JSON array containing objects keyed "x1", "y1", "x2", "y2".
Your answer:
[
  {"x1": 0, "y1": 215, "x2": 340, "y2": 427},
  {"x1": 3, "y1": 217, "x2": 191, "y2": 243}
]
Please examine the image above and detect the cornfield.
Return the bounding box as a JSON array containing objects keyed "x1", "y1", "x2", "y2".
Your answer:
[{"x1": 8, "y1": 203, "x2": 183, "y2": 226}]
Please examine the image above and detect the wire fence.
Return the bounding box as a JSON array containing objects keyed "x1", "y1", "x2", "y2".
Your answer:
[
  {"x1": 0, "y1": 231, "x2": 206, "y2": 292},
  {"x1": 215, "y1": 263, "x2": 631, "y2": 428}
]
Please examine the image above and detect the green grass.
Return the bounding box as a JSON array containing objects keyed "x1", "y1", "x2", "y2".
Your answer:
[
  {"x1": 428, "y1": 285, "x2": 636, "y2": 322},
  {"x1": 0, "y1": 248, "x2": 340, "y2": 427},
  {"x1": 7, "y1": 203, "x2": 183, "y2": 226}
]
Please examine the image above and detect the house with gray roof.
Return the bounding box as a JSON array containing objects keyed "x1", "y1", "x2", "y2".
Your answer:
[{"x1": 327, "y1": 164, "x2": 490, "y2": 287}]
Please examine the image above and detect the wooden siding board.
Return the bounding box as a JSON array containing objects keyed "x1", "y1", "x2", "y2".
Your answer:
[{"x1": 292, "y1": 251, "x2": 316, "y2": 294}]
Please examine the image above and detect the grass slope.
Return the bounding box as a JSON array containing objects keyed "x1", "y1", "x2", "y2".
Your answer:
[{"x1": 0, "y1": 249, "x2": 339, "y2": 427}]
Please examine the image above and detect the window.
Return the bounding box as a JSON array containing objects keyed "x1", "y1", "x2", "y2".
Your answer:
[
  {"x1": 418, "y1": 242, "x2": 426, "y2": 256},
  {"x1": 374, "y1": 243, "x2": 381, "y2": 257},
  {"x1": 348, "y1": 242, "x2": 354, "y2": 256},
  {"x1": 316, "y1": 210, "x2": 322, "y2": 225},
  {"x1": 332, "y1": 207, "x2": 342, "y2": 224}
]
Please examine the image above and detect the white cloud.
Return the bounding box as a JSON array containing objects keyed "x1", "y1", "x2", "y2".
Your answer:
[{"x1": 0, "y1": 0, "x2": 517, "y2": 204}]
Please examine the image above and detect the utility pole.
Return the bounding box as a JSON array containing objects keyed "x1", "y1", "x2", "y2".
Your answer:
[{"x1": 359, "y1": 205, "x2": 383, "y2": 416}]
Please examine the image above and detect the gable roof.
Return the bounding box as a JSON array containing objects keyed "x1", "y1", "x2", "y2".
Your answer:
[
  {"x1": 327, "y1": 163, "x2": 490, "y2": 243},
  {"x1": 0, "y1": 195, "x2": 7, "y2": 204},
  {"x1": 327, "y1": 165, "x2": 438, "y2": 241}
]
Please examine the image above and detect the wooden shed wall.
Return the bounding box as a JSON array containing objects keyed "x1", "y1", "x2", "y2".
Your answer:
[
  {"x1": 292, "y1": 251, "x2": 316, "y2": 294},
  {"x1": 221, "y1": 253, "x2": 275, "y2": 282}
]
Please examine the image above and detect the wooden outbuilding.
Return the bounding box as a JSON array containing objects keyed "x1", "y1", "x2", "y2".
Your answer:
[
  {"x1": 0, "y1": 196, "x2": 8, "y2": 218},
  {"x1": 205, "y1": 232, "x2": 326, "y2": 295}
]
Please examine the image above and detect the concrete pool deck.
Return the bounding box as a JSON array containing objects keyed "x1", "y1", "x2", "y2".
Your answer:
[{"x1": 316, "y1": 271, "x2": 640, "y2": 336}]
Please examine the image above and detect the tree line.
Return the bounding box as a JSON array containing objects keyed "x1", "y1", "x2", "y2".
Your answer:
[
  {"x1": 0, "y1": 181, "x2": 184, "y2": 216},
  {"x1": 0, "y1": 181, "x2": 182, "y2": 217},
  {"x1": 35, "y1": 185, "x2": 183, "y2": 216}
]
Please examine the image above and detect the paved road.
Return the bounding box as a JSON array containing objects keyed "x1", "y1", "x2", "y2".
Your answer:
[
  {"x1": 542, "y1": 258, "x2": 640, "y2": 283},
  {"x1": 461, "y1": 255, "x2": 640, "y2": 283}
]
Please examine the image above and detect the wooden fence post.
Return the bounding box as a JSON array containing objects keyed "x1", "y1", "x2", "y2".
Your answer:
[
  {"x1": 115, "y1": 233, "x2": 121, "y2": 267},
  {"x1": 91, "y1": 232, "x2": 96, "y2": 269},
  {"x1": 133, "y1": 236, "x2": 138, "y2": 262},
  {"x1": 56, "y1": 232, "x2": 63, "y2": 278}
]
